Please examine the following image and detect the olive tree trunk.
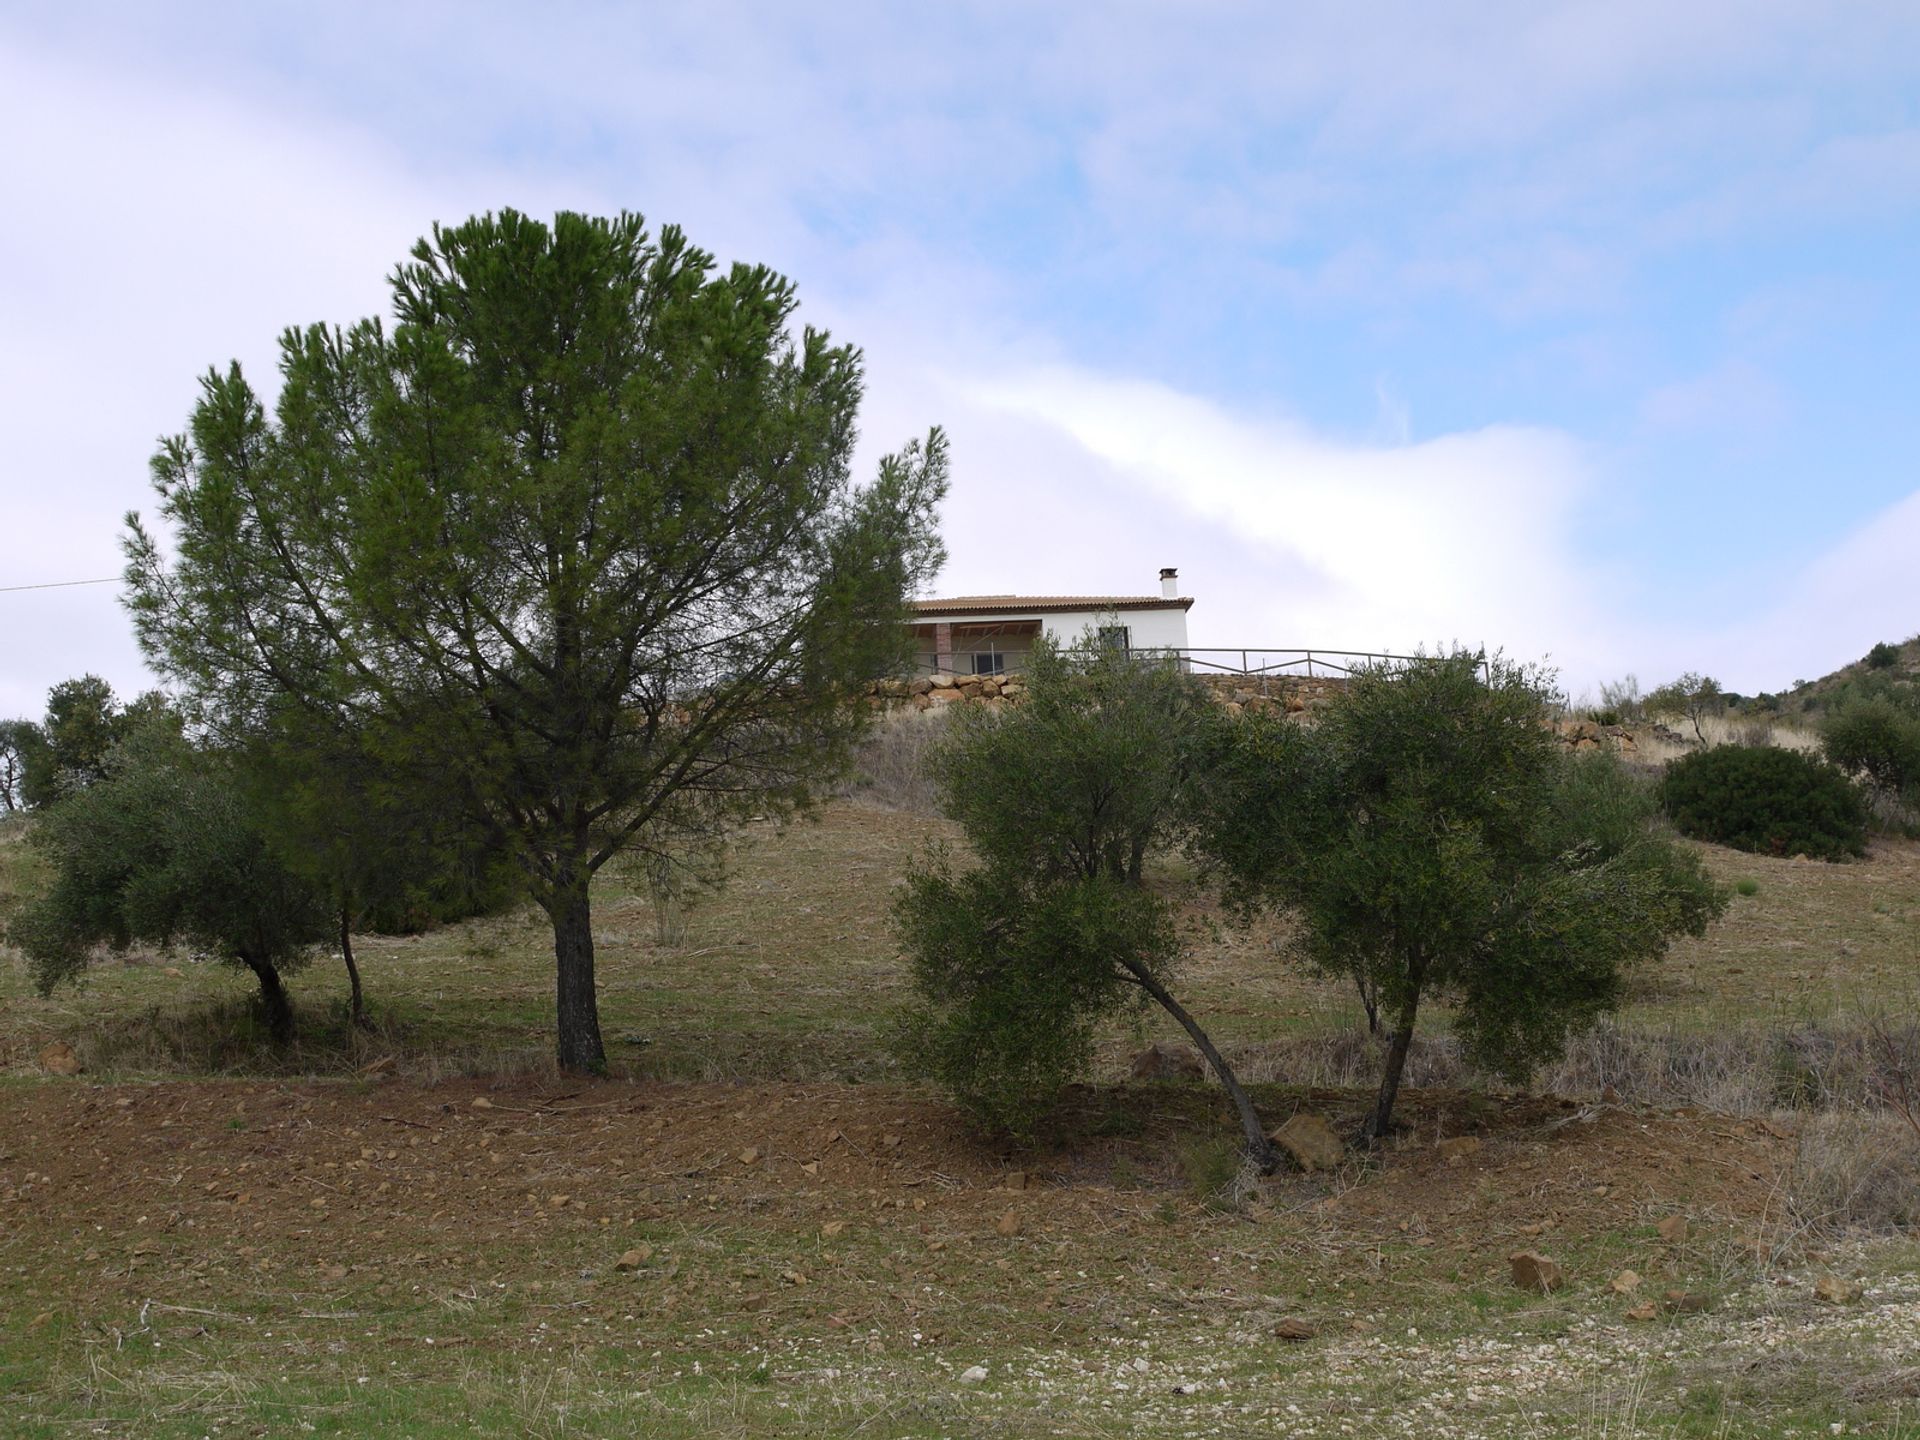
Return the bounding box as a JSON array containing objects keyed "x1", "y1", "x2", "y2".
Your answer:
[
  {"x1": 339, "y1": 908, "x2": 369, "y2": 1031},
  {"x1": 239, "y1": 951, "x2": 295, "y2": 1044},
  {"x1": 1118, "y1": 955, "x2": 1277, "y2": 1172},
  {"x1": 1363, "y1": 989, "x2": 1423, "y2": 1142}
]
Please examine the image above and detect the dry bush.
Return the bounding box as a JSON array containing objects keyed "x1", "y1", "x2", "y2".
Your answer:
[
  {"x1": 1236, "y1": 1028, "x2": 1471, "y2": 1091},
  {"x1": 840, "y1": 706, "x2": 953, "y2": 812},
  {"x1": 1236, "y1": 1014, "x2": 1920, "y2": 1123},
  {"x1": 1785, "y1": 1110, "x2": 1920, "y2": 1231}
]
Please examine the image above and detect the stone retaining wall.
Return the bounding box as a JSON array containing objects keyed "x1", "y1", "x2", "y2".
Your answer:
[
  {"x1": 863, "y1": 673, "x2": 1641, "y2": 755},
  {"x1": 862, "y1": 671, "x2": 1348, "y2": 715}
]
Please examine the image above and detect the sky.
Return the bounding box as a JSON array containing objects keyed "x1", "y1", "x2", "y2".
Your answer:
[{"x1": 3, "y1": 1, "x2": 1919, "y2": 716}]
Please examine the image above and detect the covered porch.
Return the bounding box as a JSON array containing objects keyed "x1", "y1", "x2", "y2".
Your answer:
[{"x1": 909, "y1": 618, "x2": 1042, "y2": 677}]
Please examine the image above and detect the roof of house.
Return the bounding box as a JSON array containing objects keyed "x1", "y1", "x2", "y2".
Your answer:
[{"x1": 912, "y1": 594, "x2": 1194, "y2": 616}]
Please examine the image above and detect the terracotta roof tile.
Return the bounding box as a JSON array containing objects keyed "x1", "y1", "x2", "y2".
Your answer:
[{"x1": 912, "y1": 594, "x2": 1193, "y2": 615}]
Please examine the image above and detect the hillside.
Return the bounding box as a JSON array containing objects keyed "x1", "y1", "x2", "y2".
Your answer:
[
  {"x1": 6, "y1": 799, "x2": 1920, "y2": 1436},
  {"x1": 1776, "y1": 633, "x2": 1920, "y2": 713}
]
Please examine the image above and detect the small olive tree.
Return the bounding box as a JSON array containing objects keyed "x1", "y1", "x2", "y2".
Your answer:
[
  {"x1": 238, "y1": 708, "x2": 521, "y2": 1029},
  {"x1": 8, "y1": 720, "x2": 332, "y2": 1041},
  {"x1": 1823, "y1": 692, "x2": 1920, "y2": 803},
  {"x1": 1199, "y1": 651, "x2": 1726, "y2": 1141},
  {"x1": 0, "y1": 719, "x2": 42, "y2": 814},
  {"x1": 1646, "y1": 672, "x2": 1724, "y2": 745},
  {"x1": 896, "y1": 635, "x2": 1276, "y2": 1162},
  {"x1": 15, "y1": 676, "x2": 169, "y2": 809}
]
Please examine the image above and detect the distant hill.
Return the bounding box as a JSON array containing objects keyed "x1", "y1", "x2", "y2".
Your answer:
[{"x1": 1771, "y1": 634, "x2": 1920, "y2": 715}]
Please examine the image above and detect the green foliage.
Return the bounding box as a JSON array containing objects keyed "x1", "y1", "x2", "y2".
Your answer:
[
  {"x1": 7, "y1": 721, "x2": 332, "y2": 1039},
  {"x1": 930, "y1": 633, "x2": 1212, "y2": 882},
  {"x1": 0, "y1": 719, "x2": 42, "y2": 814},
  {"x1": 1821, "y1": 693, "x2": 1920, "y2": 799},
  {"x1": 894, "y1": 861, "x2": 1169, "y2": 1139},
  {"x1": 240, "y1": 707, "x2": 518, "y2": 936},
  {"x1": 1661, "y1": 745, "x2": 1868, "y2": 860},
  {"x1": 1734, "y1": 877, "x2": 1760, "y2": 897},
  {"x1": 124, "y1": 208, "x2": 946, "y2": 1071},
  {"x1": 1200, "y1": 650, "x2": 1725, "y2": 1137},
  {"x1": 895, "y1": 639, "x2": 1271, "y2": 1157},
  {"x1": 15, "y1": 675, "x2": 167, "y2": 808},
  {"x1": 1594, "y1": 674, "x2": 1643, "y2": 725},
  {"x1": 1866, "y1": 641, "x2": 1902, "y2": 670},
  {"x1": 1645, "y1": 672, "x2": 1724, "y2": 744},
  {"x1": 1177, "y1": 1134, "x2": 1246, "y2": 1212}
]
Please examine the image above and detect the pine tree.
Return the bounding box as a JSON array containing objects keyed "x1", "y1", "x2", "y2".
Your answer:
[{"x1": 127, "y1": 210, "x2": 946, "y2": 1071}]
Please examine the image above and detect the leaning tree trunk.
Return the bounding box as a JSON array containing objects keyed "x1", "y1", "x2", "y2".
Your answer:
[
  {"x1": 547, "y1": 865, "x2": 607, "y2": 1074},
  {"x1": 239, "y1": 950, "x2": 295, "y2": 1045},
  {"x1": 338, "y1": 907, "x2": 369, "y2": 1031},
  {"x1": 1363, "y1": 990, "x2": 1423, "y2": 1142},
  {"x1": 1118, "y1": 956, "x2": 1278, "y2": 1172}
]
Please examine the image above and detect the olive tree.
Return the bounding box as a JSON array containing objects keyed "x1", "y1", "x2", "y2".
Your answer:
[
  {"x1": 1199, "y1": 651, "x2": 1726, "y2": 1141},
  {"x1": 1823, "y1": 692, "x2": 1920, "y2": 802},
  {"x1": 126, "y1": 209, "x2": 946, "y2": 1072},
  {"x1": 15, "y1": 676, "x2": 167, "y2": 809},
  {"x1": 0, "y1": 719, "x2": 42, "y2": 814},
  {"x1": 1645, "y1": 672, "x2": 1724, "y2": 745},
  {"x1": 8, "y1": 720, "x2": 332, "y2": 1041},
  {"x1": 897, "y1": 636, "x2": 1276, "y2": 1163},
  {"x1": 239, "y1": 706, "x2": 520, "y2": 1028}
]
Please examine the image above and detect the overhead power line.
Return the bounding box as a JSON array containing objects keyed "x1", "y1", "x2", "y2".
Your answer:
[{"x1": 0, "y1": 577, "x2": 120, "y2": 594}]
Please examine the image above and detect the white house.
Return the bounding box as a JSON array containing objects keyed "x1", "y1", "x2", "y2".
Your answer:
[{"x1": 909, "y1": 568, "x2": 1193, "y2": 676}]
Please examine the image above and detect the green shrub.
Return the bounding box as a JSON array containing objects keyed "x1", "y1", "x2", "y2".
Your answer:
[
  {"x1": 1660, "y1": 746, "x2": 1867, "y2": 860},
  {"x1": 893, "y1": 862, "x2": 1166, "y2": 1141},
  {"x1": 1822, "y1": 695, "x2": 1920, "y2": 797},
  {"x1": 1734, "y1": 877, "x2": 1760, "y2": 897},
  {"x1": 1177, "y1": 1134, "x2": 1246, "y2": 1212},
  {"x1": 1866, "y1": 641, "x2": 1902, "y2": 670}
]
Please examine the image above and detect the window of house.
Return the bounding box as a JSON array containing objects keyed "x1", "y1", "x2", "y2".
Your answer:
[
  {"x1": 970, "y1": 651, "x2": 1005, "y2": 676},
  {"x1": 1097, "y1": 625, "x2": 1131, "y2": 653}
]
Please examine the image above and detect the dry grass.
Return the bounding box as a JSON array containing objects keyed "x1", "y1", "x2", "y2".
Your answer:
[
  {"x1": 5, "y1": 802, "x2": 1919, "y2": 1094},
  {"x1": 1628, "y1": 712, "x2": 1823, "y2": 767},
  {"x1": 837, "y1": 704, "x2": 954, "y2": 813},
  {"x1": 1786, "y1": 1109, "x2": 1920, "y2": 1231}
]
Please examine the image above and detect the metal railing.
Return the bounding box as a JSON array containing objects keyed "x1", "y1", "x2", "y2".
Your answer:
[{"x1": 912, "y1": 646, "x2": 1464, "y2": 681}]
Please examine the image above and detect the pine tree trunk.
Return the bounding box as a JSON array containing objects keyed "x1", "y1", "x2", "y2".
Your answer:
[
  {"x1": 240, "y1": 951, "x2": 295, "y2": 1045},
  {"x1": 1363, "y1": 992, "x2": 1423, "y2": 1142},
  {"x1": 549, "y1": 871, "x2": 606, "y2": 1073},
  {"x1": 1118, "y1": 956, "x2": 1277, "y2": 1172},
  {"x1": 339, "y1": 908, "x2": 369, "y2": 1031}
]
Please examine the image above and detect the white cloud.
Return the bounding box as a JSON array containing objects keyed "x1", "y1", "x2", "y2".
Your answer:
[{"x1": 950, "y1": 365, "x2": 1617, "y2": 671}]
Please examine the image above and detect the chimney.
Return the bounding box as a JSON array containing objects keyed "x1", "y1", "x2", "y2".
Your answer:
[{"x1": 1159, "y1": 566, "x2": 1179, "y2": 599}]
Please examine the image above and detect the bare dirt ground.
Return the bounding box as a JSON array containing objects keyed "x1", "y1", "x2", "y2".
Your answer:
[{"x1": 5, "y1": 1071, "x2": 1915, "y2": 1437}]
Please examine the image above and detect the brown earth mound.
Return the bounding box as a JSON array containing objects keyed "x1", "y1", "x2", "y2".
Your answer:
[{"x1": 0, "y1": 1077, "x2": 1792, "y2": 1261}]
